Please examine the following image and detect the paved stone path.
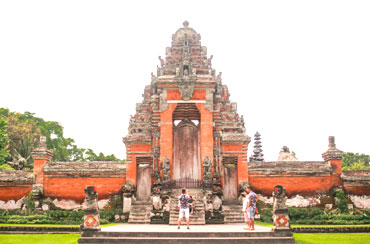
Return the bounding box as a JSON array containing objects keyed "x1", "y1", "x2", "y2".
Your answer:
[{"x1": 102, "y1": 224, "x2": 272, "y2": 233}]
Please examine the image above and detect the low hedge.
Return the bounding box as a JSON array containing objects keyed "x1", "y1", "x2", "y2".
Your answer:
[
  {"x1": 259, "y1": 207, "x2": 370, "y2": 225},
  {"x1": 0, "y1": 210, "x2": 118, "y2": 225}
]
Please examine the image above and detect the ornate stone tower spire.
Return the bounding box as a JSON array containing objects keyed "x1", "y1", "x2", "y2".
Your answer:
[{"x1": 250, "y1": 131, "x2": 264, "y2": 162}]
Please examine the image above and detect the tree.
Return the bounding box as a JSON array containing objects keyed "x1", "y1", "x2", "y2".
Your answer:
[
  {"x1": 0, "y1": 116, "x2": 10, "y2": 164},
  {"x1": 342, "y1": 152, "x2": 370, "y2": 171},
  {"x1": 1, "y1": 108, "x2": 122, "y2": 167},
  {"x1": 6, "y1": 113, "x2": 41, "y2": 169}
]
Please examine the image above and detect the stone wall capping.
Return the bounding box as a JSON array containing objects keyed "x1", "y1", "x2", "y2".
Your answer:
[{"x1": 0, "y1": 171, "x2": 33, "y2": 183}]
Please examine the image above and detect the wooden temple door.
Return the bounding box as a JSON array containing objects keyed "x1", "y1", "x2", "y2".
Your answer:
[
  {"x1": 173, "y1": 119, "x2": 201, "y2": 181},
  {"x1": 136, "y1": 157, "x2": 152, "y2": 202},
  {"x1": 223, "y1": 157, "x2": 238, "y2": 203}
]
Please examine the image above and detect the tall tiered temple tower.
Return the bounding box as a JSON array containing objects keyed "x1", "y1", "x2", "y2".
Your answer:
[{"x1": 123, "y1": 21, "x2": 250, "y2": 203}]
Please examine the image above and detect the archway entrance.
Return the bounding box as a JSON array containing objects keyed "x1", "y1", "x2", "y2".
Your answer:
[{"x1": 173, "y1": 103, "x2": 201, "y2": 182}]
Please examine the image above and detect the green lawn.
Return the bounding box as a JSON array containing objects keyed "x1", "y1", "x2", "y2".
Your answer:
[
  {"x1": 0, "y1": 223, "x2": 121, "y2": 227},
  {"x1": 0, "y1": 223, "x2": 80, "y2": 227},
  {"x1": 0, "y1": 233, "x2": 369, "y2": 244},
  {"x1": 291, "y1": 224, "x2": 370, "y2": 228},
  {"x1": 0, "y1": 234, "x2": 80, "y2": 244},
  {"x1": 255, "y1": 221, "x2": 370, "y2": 228},
  {"x1": 294, "y1": 233, "x2": 370, "y2": 244}
]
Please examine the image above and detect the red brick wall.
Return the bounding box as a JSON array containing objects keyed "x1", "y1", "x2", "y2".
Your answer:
[
  {"x1": 0, "y1": 183, "x2": 32, "y2": 201},
  {"x1": 167, "y1": 89, "x2": 206, "y2": 101},
  {"x1": 249, "y1": 175, "x2": 338, "y2": 196},
  {"x1": 343, "y1": 183, "x2": 370, "y2": 195},
  {"x1": 43, "y1": 177, "x2": 126, "y2": 203}
]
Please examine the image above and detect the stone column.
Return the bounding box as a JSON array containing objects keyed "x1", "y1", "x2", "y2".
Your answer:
[{"x1": 31, "y1": 136, "x2": 53, "y2": 209}]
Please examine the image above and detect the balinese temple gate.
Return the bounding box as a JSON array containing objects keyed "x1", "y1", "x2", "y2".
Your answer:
[{"x1": 123, "y1": 21, "x2": 250, "y2": 223}]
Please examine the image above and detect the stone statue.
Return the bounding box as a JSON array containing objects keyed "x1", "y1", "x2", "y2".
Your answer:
[
  {"x1": 162, "y1": 156, "x2": 171, "y2": 183},
  {"x1": 184, "y1": 68, "x2": 189, "y2": 76},
  {"x1": 122, "y1": 181, "x2": 135, "y2": 198},
  {"x1": 272, "y1": 185, "x2": 287, "y2": 212},
  {"x1": 272, "y1": 185, "x2": 290, "y2": 231},
  {"x1": 192, "y1": 68, "x2": 196, "y2": 76},
  {"x1": 81, "y1": 186, "x2": 100, "y2": 231},
  {"x1": 212, "y1": 195, "x2": 222, "y2": 211},
  {"x1": 203, "y1": 156, "x2": 212, "y2": 185}
]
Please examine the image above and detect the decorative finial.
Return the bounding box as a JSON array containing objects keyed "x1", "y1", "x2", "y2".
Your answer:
[{"x1": 183, "y1": 20, "x2": 189, "y2": 28}]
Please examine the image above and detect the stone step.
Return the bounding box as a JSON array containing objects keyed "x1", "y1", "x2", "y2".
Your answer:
[
  {"x1": 128, "y1": 204, "x2": 152, "y2": 224},
  {"x1": 78, "y1": 231, "x2": 295, "y2": 243},
  {"x1": 79, "y1": 236, "x2": 295, "y2": 243}
]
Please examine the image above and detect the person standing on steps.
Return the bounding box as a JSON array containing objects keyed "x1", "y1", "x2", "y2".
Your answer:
[
  {"x1": 243, "y1": 186, "x2": 258, "y2": 231},
  {"x1": 178, "y1": 188, "x2": 190, "y2": 230},
  {"x1": 188, "y1": 195, "x2": 196, "y2": 214}
]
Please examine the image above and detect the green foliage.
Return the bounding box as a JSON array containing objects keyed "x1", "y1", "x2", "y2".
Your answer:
[
  {"x1": 0, "y1": 116, "x2": 10, "y2": 164},
  {"x1": 24, "y1": 192, "x2": 35, "y2": 214},
  {"x1": 342, "y1": 152, "x2": 370, "y2": 171},
  {"x1": 285, "y1": 207, "x2": 370, "y2": 225},
  {"x1": 0, "y1": 209, "x2": 119, "y2": 225},
  {"x1": 342, "y1": 161, "x2": 370, "y2": 171},
  {"x1": 0, "y1": 164, "x2": 14, "y2": 171},
  {"x1": 293, "y1": 233, "x2": 370, "y2": 244},
  {"x1": 336, "y1": 190, "x2": 348, "y2": 213},
  {"x1": 259, "y1": 208, "x2": 273, "y2": 223},
  {"x1": 0, "y1": 108, "x2": 122, "y2": 167}
]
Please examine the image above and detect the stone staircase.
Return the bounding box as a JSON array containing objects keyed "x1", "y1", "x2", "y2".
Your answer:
[
  {"x1": 169, "y1": 189, "x2": 205, "y2": 225},
  {"x1": 222, "y1": 204, "x2": 245, "y2": 224},
  {"x1": 128, "y1": 201, "x2": 152, "y2": 224},
  {"x1": 79, "y1": 230, "x2": 295, "y2": 243}
]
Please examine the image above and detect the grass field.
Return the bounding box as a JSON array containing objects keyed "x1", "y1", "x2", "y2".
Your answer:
[
  {"x1": 0, "y1": 223, "x2": 121, "y2": 227},
  {"x1": 0, "y1": 234, "x2": 81, "y2": 244},
  {"x1": 0, "y1": 233, "x2": 369, "y2": 244},
  {"x1": 254, "y1": 221, "x2": 370, "y2": 228},
  {"x1": 294, "y1": 233, "x2": 370, "y2": 244}
]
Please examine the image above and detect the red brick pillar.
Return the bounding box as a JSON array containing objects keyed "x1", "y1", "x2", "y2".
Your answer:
[
  {"x1": 196, "y1": 103, "x2": 214, "y2": 179},
  {"x1": 160, "y1": 103, "x2": 177, "y2": 179},
  {"x1": 31, "y1": 136, "x2": 53, "y2": 208},
  {"x1": 322, "y1": 136, "x2": 343, "y2": 187},
  {"x1": 31, "y1": 136, "x2": 53, "y2": 186}
]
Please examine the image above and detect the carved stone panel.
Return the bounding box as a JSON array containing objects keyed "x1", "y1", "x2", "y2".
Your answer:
[
  {"x1": 173, "y1": 119, "x2": 200, "y2": 180},
  {"x1": 223, "y1": 163, "x2": 238, "y2": 203},
  {"x1": 136, "y1": 164, "x2": 152, "y2": 202}
]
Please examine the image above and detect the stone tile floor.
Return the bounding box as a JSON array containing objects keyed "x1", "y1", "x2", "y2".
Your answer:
[{"x1": 102, "y1": 224, "x2": 272, "y2": 233}]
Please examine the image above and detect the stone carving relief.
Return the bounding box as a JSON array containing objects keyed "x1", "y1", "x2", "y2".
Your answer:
[
  {"x1": 159, "y1": 89, "x2": 169, "y2": 112},
  {"x1": 178, "y1": 82, "x2": 195, "y2": 101},
  {"x1": 162, "y1": 156, "x2": 171, "y2": 183}
]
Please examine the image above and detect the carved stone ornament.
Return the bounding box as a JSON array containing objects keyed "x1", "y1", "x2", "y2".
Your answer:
[{"x1": 178, "y1": 82, "x2": 195, "y2": 101}]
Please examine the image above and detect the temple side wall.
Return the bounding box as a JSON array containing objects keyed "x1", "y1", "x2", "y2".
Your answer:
[
  {"x1": 248, "y1": 161, "x2": 342, "y2": 196},
  {"x1": 43, "y1": 176, "x2": 125, "y2": 203}
]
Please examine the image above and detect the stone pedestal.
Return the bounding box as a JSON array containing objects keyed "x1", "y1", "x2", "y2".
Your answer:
[
  {"x1": 273, "y1": 208, "x2": 290, "y2": 231},
  {"x1": 123, "y1": 197, "x2": 132, "y2": 213}
]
